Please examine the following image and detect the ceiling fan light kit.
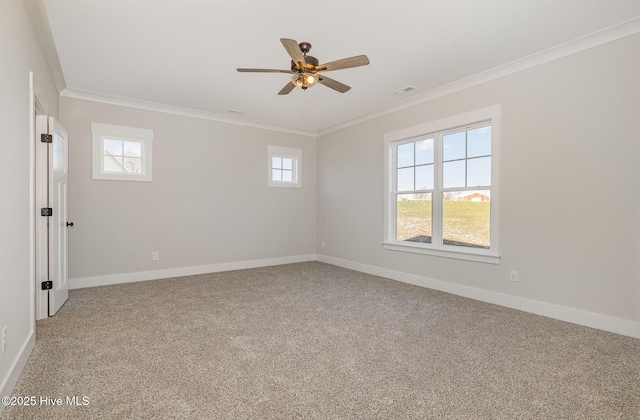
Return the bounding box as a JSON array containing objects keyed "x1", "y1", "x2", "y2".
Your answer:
[
  {"x1": 237, "y1": 38, "x2": 370, "y2": 95},
  {"x1": 291, "y1": 73, "x2": 319, "y2": 89}
]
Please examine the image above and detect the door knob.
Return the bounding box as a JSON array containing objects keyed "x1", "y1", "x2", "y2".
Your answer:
[{"x1": 66, "y1": 222, "x2": 74, "y2": 227}]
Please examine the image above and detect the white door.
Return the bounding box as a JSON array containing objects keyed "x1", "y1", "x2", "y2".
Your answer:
[{"x1": 48, "y1": 118, "x2": 69, "y2": 315}]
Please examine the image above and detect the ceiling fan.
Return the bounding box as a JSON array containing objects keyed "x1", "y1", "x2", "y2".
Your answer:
[{"x1": 237, "y1": 38, "x2": 370, "y2": 95}]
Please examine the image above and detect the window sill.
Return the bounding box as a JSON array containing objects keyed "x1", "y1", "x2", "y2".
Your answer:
[
  {"x1": 93, "y1": 173, "x2": 152, "y2": 182},
  {"x1": 268, "y1": 182, "x2": 301, "y2": 188},
  {"x1": 382, "y1": 241, "x2": 501, "y2": 264}
]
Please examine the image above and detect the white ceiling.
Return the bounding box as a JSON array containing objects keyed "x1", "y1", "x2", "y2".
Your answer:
[{"x1": 41, "y1": 0, "x2": 640, "y2": 134}]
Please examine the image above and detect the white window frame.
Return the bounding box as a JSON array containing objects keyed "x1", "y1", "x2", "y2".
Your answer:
[
  {"x1": 383, "y1": 105, "x2": 501, "y2": 264},
  {"x1": 92, "y1": 122, "x2": 153, "y2": 182},
  {"x1": 268, "y1": 145, "x2": 302, "y2": 188}
]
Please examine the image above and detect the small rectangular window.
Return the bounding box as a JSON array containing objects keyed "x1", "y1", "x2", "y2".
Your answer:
[
  {"x1": 103, "y1": 138, "x2": 143, "y2": 174},
  {"x1": 92, "y1": 123, "x2": 153, "y2": 182},
  {"x1": 268, "y1": 145, "x2": 301, "y2": 188}
]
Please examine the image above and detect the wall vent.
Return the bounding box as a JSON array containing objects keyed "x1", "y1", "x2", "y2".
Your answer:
[{"x1": 393, "y1": 86, "x2": 417, "y2": 95}]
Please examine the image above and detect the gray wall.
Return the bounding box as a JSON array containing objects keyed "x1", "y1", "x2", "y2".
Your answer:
[
  {"x1": 2, "y1": 3, "x2": 638, "y2": 401},
  {"x1": 0, "y1": 0, "x2": 59, "y2": 398},
  {"x1": 60, "y1": 98, "x2": 316, "y2": 283},
  {"x1": 316, "y1": 33, "x2": 640, "y2": 323}
]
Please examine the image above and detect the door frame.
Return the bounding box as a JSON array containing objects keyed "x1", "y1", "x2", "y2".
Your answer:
[{"x1": 32, "y1": 73, "x2": 50, "y2": 321}]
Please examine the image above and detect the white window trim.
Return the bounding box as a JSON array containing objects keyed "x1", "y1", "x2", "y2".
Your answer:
[
  {"x1": 383, "y1": 105, "x2": 501, "y2": 264},
  {"x1": 92, "y1": 122, "x2": 153, "y2": 182},
  {"x1": 268, "y1": 145, "x2": 302, "y2": 188}
]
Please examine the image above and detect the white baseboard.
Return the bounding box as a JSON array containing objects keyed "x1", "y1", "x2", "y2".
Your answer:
[
  {"x1": 0, "y1": 331, "x2": 35, "y2": 416},
  {"x1": 69, "y1": 254, "x2": 318, "y2": 289},
  {"x1": 68, "y1": 253, "x2": 640, "y2": 339},
  {"x1": 317, "y1": 254, "x2": 640, "y2": 339}
]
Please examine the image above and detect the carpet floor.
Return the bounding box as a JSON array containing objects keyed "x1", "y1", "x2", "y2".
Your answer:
[{"x1": 2, "y1": 262, "x2": 639, "y2": 419}]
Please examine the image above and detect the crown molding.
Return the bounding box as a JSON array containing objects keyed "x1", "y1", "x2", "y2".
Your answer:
[
  {"x1": 60, "y1": 88, "x2": 317, "y2": 138},
  {"x1": 317, "y1": 17, "x2": 640, "y2": 137},
  {"x1": 52, "y1": 16, "x2": 639, "y2": 139}
]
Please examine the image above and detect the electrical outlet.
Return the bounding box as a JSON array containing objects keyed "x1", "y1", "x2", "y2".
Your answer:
[
  {"x1": 152, "y1": 252, "x2": 159, "y2": 261},
  {"x1": 321, "y1": 241, "x2": 325, "y2": 248},
  {"x1": 510, "y1": 270, "x2": 518, "y2": 282},
  {"x1": 2, "y1": 326, "x2": 7, "y2": 353}
]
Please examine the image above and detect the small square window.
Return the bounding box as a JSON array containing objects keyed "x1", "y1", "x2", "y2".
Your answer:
[
  {"x1": 92, "y1": 123, "x2": 153, "y2": 182},
  {"x1": 268, "y1": 145, "x2": 301, "y2": 188}
]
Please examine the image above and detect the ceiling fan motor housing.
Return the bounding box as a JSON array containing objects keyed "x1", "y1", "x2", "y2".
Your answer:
[{"x1": 291, "y1": 55, "x2": 319, "y2": 73}]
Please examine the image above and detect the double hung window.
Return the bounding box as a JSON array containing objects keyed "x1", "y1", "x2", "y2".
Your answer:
[{"x1": 384, "y1": 106, "x2": 500, "y2": 263}]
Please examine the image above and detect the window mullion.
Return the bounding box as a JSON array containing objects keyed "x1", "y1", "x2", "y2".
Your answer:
[
  {"x1": 413, "y1": 142, "x2": 417, "y2": 191},
  {"x1": 390, "y1": 142, "x2": 398, "y2": 242},
  {"x1": 392, "y1": 192, "x2": 399, "y2": 241},
  {"x1": 432, "y1": 133, "x2": 443, "y2": 246},
  {"x1": 464, "y1": 130, "x2": 468, "y2": 188}
]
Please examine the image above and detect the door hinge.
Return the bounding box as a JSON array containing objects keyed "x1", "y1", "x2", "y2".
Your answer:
[
  {"x1": 41, "y1": 207, "x2": 53, "y2": 217},
  {"x1": 41, "y1": 134, "x2": 53, "y2": 143},
  {"x1": 41, "y1": 281, "x2": 53, "y2": 290}
]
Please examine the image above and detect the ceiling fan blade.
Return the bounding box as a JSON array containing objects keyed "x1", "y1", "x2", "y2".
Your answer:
[
  {"x1": 237, "y1": 68, "x2": 293, "y2": 73},
  {"x1": 316, "y1": 55, "x2": 370, "y2": 72},
  {"x1": 280, "y1": 38, "x2": 306, "y2": 67},
  {"x1": 318, "y1": 75, "x2": 351, "y2": 93},
  {"x1": 278, "y1": 82, "x2": 295, "y2": 95}
]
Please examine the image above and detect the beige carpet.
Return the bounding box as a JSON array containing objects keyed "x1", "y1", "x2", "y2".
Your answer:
[{"x1": 2, "y1": 262, "x2": 639, "y2": 419}]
